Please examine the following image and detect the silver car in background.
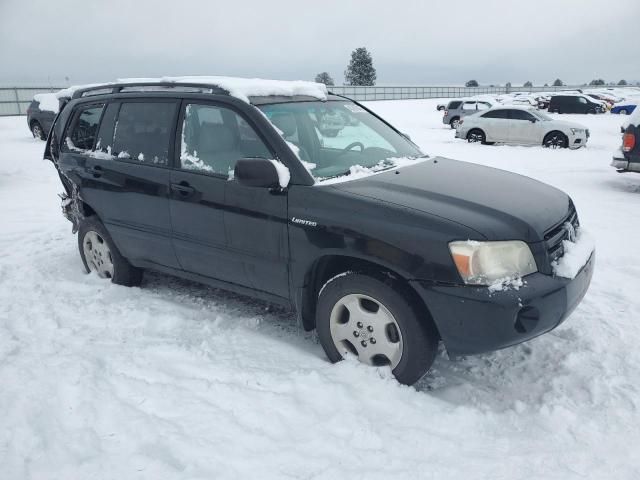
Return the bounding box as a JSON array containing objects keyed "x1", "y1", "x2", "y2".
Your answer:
[
  {"x1": 455, "y1": 106, "x2": 589, "y2": 149},
  {"x1": 442, "y1": 99, "x2": 492, "y2": 129}
]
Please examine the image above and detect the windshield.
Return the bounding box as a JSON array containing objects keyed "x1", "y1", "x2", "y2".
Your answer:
[
  {"x1": 258, "y1": 100, "x2": 423, "y2": 181},
  {"x1": 532, "y1": 110, "x2": 553, "y2": 121}
]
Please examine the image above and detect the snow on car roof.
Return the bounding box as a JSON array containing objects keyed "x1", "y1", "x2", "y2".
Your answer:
[
  {"x1": 33, "y1": 93, "x2": 59, "y2": 113},
  {"x1": 57, "y1": 76, "x2": 328, "y2": 104}
]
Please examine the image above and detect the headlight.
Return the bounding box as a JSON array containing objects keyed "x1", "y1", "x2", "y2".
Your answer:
[
  {"x1": 449, "y1": 240, "x2": 537, "y2": 285},
  {"x1": 570, "y1": 128, "x2": 585, "y2": 134}
]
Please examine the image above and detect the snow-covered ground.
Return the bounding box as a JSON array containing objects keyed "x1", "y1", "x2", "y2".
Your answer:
[{"x1": 1, "y1": 100, "x2": 640, "y2": 479}]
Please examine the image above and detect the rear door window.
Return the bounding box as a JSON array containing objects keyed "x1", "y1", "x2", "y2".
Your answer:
[
  {"x1": 63, "y1": 104, "x2": 104, "y2": 151},
  {"x1": 462, "y1": 102, "x2": 478, "y2": 111},
  {"x1": 112, "y1": 102, "x2": 178, "y2": 165},
  {"x1": 482, "y1": 109, "x2": 509, "y2": 119},
  {"x1": 509, "y1": 109, "x2": 537, "y2": 121}
]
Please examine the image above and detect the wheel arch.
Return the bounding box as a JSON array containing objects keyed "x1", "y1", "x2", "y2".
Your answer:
[
  {"x1": 297, "y1": 254, "x2": 439, "y2": 338},
  {"x1": 466, "y1": 127, "x2": 486, "y2": 140},
  {"x1": 543, "y1": 130, "x2": 568, "y2": 145}
]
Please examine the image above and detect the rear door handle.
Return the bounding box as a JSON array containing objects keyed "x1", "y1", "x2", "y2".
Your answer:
[
  {"x1": 87, "y1": 166, "x2": 103, "y2": 177},
  {"x1": 171, "y1": 182, "x2": 195, "y2": 197}
]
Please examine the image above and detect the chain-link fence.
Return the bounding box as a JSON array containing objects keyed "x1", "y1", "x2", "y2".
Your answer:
[
  {"x1": 328, "y1": 85, "x2": 638, "y2": 102},
  {"x1": 1, "y1": 84, "x2": 638, "y2": 116},
  {"x1": 0, "y1": 87, "x2": 64, "y2": 116}
]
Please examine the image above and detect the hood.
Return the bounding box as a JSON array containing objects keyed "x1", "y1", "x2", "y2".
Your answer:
[
  {"x1": 548, "y1": 119, "x2": 587, "y2": 130},
  {"x1": 331, "y1": 158, "x2": 571, "y2": 242}
]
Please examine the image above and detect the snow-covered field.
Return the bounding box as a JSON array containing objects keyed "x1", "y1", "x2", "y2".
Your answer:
[{"x1": 1, "y1": 100, "x2": 640, "y2": 479}]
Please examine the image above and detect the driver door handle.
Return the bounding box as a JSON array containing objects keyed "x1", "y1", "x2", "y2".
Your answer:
[{"x1": 171, "y1": 182, "x2": 195, "y2": 197}]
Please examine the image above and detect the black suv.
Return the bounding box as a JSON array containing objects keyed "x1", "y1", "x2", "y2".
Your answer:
[
  {"x1": 548, "y1": 95, "x2": 605, "y2": 114},
  {"x1": 44, "y1": 78, "x2": 594, "y2": 385}
]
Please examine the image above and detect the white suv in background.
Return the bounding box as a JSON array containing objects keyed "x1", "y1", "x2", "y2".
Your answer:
[{"x1": 455, "y1": 106, "x2": 589, "y2": 149}]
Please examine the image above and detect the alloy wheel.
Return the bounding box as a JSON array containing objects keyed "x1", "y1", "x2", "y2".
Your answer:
[
  {"x1": 329, "y1": 293, "x2": 403, "y2": 368},
  {"x1": 467, "y1": 131, "x2": 485, "y2": 143},
  {"x1": 544, "y1": 134, "x2": 567, "y2": 149},
  {"x1": 83, "y1": 230, "x2": 114, "y2": 278}
]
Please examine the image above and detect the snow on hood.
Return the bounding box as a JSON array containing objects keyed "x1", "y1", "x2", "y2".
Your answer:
[
  {"x1": 33, "y1": 93, "x2": 59, "y2": 113},
  {"x1": 548, "y1": 119, "x2": 588, "y2": 130},
  {"x1": 57, "y1": 76, "x2": 328, "y2": 104},
  {"x1": 316, "y1": 156, "x2": 429, "y2": 185}
]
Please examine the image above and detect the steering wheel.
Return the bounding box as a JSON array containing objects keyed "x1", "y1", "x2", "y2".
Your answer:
[{"x1": 340, "y1": 142, "x2": 365, "y2": 154}]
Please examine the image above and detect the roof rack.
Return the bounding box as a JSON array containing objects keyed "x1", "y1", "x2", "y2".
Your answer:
[{"x1": 71, "y1": 82, "x2": 229, "y2": 99}]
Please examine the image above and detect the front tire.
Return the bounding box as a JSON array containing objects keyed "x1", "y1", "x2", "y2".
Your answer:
[
  {"x1": 316, "y1": 272, "x2": 439, "y2": 385},
  {"x1": 543, "y1": 131, "x2": 568, "y2": 149},
  {"x1": 78, "y1": 216, "x2": 143, "y2": 286}
]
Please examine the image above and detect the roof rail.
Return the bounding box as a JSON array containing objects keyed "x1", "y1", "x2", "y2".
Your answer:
[{"x1": 70, "y1": 82, "x2": 229, "y2": 99}]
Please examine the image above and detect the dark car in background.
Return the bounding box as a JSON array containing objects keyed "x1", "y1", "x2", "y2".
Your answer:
[
  {"x1": 612, "y1": 110, "x2": 640, "y2": 173},
  {"x1": 27, "y1": 92, "x2": 59, "y2": 140},
  {"x1": 548, "y1": 95, "x2": 605, "y2": 114},
  {"x1": 44, "y1": 77, "x2": 593, "y2": 385}
]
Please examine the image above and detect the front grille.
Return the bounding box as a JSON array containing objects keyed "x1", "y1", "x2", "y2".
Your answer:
[{"x1": 544, "y1": 202, "x2": 579, "y2": 265}]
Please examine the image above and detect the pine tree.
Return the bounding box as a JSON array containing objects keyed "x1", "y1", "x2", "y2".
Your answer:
[
  {"x1": 344, "y1": 48, "x2": 376, "y2": 86},
  {"x1": 465, "y1": 79, "x2": 479, "y2": 87},
  {"x1": 315, "y1": 72, "x2": 334, "y2": 86},
  {"x1": 589, "y1": 79, "x2": 605, "y2": 86},
  {"x1": 552, "y1": 78, "x2": 563, "y2": 87},
  {"x1": 523, "y1": 81, "x2": 533, "y2": 87},
  {"x1": 618, "y1": 79, "x2": 628, "y2": 86}
]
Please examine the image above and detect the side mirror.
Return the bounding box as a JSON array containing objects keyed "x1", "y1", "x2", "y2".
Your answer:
[
  {"x1": 235, "y1": 158, "x2": 281, "y2": 188},
  {"x1": 529, "y1": 118, "x2": 537, "y2": 123}
]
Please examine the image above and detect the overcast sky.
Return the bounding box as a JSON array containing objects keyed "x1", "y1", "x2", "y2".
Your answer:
[{"x1": 1, "y1": 0, "x2": 638, "y2": 87}]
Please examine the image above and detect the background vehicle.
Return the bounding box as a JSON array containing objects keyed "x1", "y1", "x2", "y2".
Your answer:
[
  {"x1": 442, "y1": 99, "x2": 492, "y2": 128},
  {"x1": 536, "y1": 94, "x2": 552, "y2": 109},
  {"x1": 548, "y1": 94, "x2": 605, "y2": 114},
  {"x1": 612, "y1": 109, "x2": 640, "y2": 173},
  {"x1": 455, "y1": 106, "x2": 589, "y2": 148},
  {"x1": 585, "y1": 92, "x2": 614, "y2": 108},
  {"x1": 44, "y1": 77, "x2": 592, "y2": 385},
  {"x1": 611, "y1": 101, "x2": 638, "y2": 115},
  {"x1": 26, "y1": 93, "x2": 59, "y2": 140}
]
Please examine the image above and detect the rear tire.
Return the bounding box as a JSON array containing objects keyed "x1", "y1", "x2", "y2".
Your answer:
[
  {"x1": 316, "y1": 272, "x2": 439, "y2": 385},
  {"x1": 78, "y1": 216, "x2": 143, "y2": 286},
  {"x1": 466, "y1": 129, "x2": 486, "y2": 144},
  {"x1": 31, "y1": 121, "x2": 45, "y2": 140},
  {"x1": 543, "y1": 131, "x2": 568, "y2": 149},
  {"x1": 449, "y1": 117, "x2": 460, "y2": 129}
]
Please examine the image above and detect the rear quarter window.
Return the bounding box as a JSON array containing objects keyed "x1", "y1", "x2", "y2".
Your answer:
[
  {"x1": 63, "y1": 104, "x2": 105, "y2": 151},
  {"x1": 447, "y1": 101, "x2": 462, "y2": 109}
]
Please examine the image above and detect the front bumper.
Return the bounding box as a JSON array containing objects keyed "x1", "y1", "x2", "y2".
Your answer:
[
  {"x1": 411, "y1": 252, "x2": 595, "y2": 357},
  {"x1": 568, "y1": 131, "x2": 589, "y2": 148}
]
